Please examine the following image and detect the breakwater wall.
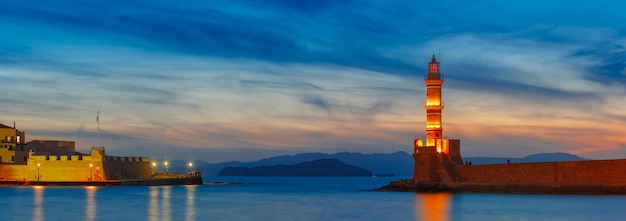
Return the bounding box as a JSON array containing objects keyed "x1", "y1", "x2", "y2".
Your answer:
[{"x1": 456, "y1": 159, "x2": 626, "y2": 183}]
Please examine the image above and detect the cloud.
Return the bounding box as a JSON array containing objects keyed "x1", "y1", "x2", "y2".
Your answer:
[
  {"x1": 298, "y1": 95, "x2": 332, "y2": 112},
  {"x1": 1, "y1": 0, "x2": 626, "y2": 162}
]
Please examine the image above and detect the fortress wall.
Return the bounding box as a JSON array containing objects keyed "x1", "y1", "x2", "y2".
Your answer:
[
  {"x1": 27, "y1": 153, "x2": 105, "y2": 181},
  {"x1": 25, "y1": 160, "x2": 104, "y2": 182},
  {"x1": 0, "y1": 153, "x2": 152, "y2": 181},
  {"x1": 37, "y1": 161, "x2": 104, "y2": 182},
  {"x1": 456, "y1": 159, "x2": 626, "y2": 183},
  {"x1": 0, "y1": 164, "x2": 28, "y2": 181},
  {"x1": 413, "y1": 147, "x2": 442, "y2": 182},
  {"x1": 102, "y1": 156, "x2": 152, "y2": 180}
]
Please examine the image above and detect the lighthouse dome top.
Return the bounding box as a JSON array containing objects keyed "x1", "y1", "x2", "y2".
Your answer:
[{"x1": 430, "y1": 54, "x2": 438, "y2": 63}]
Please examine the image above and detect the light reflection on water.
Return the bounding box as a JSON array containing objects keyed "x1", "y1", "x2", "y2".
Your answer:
[
  {"x1": 415, "y1": 193, "x2": 451, "y2": 221},
  {"x1": 33, "y1": 186, "x2": 43, "y2": 221},
  {"x1": 185, "y1": 185, "x2": 196, "y2": 221},
  {"x1": 86, "y1": 186, "x2": 97, "y2": 221},
  {"x1": 149, "y1": 186, "x2": 159, "y2": 221},
  {"x1": 148, "y1": 185, "x2": 196, "y2": 221},
  {"x1": 161, "y1": 186, "x2": 171, "y2": 221}
]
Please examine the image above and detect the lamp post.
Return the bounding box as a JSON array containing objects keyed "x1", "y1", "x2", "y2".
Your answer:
[
  {"x1": 37, "y1": 163, "x2": 40, "y2": 182},
  {"x1": 164, "y1": 161, "x2": 169, "y2": 174},
  {"x1": 89, "y1": 163, "x2": 93, "y2": 181},
  {"x1": 188, "y1": 162, "x2": 193, "y2": 173}
]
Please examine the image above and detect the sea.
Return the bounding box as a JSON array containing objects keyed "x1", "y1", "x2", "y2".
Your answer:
[{"x1": 2, "y1": 176, "x2": 626, "y2": 221}]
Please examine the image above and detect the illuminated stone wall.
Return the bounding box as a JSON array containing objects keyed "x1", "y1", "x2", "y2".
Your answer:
[
  {"x1": 0, "y1": 149, "x2": 152, "y2": 181},
  {"x1": 456, "y1": 159, "x2": 626, "y2": 183},
  {"x1": 28, "y1": 156, "x2": 104, "y2": 182}
]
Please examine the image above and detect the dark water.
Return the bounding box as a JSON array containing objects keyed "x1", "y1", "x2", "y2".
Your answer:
[{"x1": 2, "y1": 176, "x2": 626, "y2": 221}]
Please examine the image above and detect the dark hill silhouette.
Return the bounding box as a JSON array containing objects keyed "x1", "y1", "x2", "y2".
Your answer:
[
  {"x1": 197, "y1": 151, "x2": 413, "y2": 176},
  {"x1": 181, "y1": 151, "x2": 587, "y2": 176},
  {"x1": 218, "y1": 158, "x2": 373, "y2": 176}
]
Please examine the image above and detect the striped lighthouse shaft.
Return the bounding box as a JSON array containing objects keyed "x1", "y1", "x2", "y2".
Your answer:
[{"x1": 424, "y1": 55, "x2": 444, "y2": 149}]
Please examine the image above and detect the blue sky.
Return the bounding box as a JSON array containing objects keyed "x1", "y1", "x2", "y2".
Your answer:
[{"x1": 1, "y1": 0, "x2": 625, "y2": 162}]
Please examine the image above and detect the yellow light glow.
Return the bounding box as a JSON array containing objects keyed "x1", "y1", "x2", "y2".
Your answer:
[
  {"x1": 426, "y1": 100, "x2": 441, "y2": 106},
  {"x1": 188, "y1": 162, "x2": 193, "y2": 167},
  {"x1": 436, "y1": 139, "x2": 442, "y2": 153},
  {"x1": 89, "y1": 163, "x2": 93, "y2": 168},
  {"x1": 414, "y1": 139, "x2": 423, "y2": 147}
]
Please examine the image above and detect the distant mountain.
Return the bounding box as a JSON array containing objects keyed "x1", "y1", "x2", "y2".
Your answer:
[
  {"x1": 197, "y1": 151, "x2": 413, "y2": 176},
  {"x1": 218, "y1": 158, "x2": 373, "y2": 176},
  {"x1": 464, "y1": 152, "x2": 589, "y2": 165},
  {"x1": 186, "y1": 151, "x2": 587, "y2": 176}
]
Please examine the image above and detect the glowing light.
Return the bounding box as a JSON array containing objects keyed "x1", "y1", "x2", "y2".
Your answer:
[
  {"x1": 32, "y1": 185, "x2": 44, "y2": 189},
  {"x1": 425, "y1": 100, "x2": 441, "y2": 106},
  {"x1": 37, "y1": 163, "x2": 41, "y2": 182},
  {"x1": 188, "y1": 162, "x2": 193, "y2": 167},
  {"x1": 414, "y1": 139, "x2": 423, "y2": 147}
]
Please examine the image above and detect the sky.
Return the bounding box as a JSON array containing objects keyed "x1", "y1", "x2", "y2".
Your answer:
[{"x1": 1, "y1": 0, "x2": 625, "y2": 162}]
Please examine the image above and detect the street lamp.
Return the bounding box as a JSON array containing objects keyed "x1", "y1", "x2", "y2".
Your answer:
[
  {"x1": 89, "y1": 163, "x2": 93, "y2": 181},
  {"x1": 152, "y1": 161, "x2": 157, "y2": 171},
  {"x1": 188, "y1": 162, "x2": 193, "y2": 173},
  {"x1": 164, "y1": 161, "x2": 169, "y2": 174},
  {"x1": 37, "y1": 163, "x2": 40, "y2": 182}
]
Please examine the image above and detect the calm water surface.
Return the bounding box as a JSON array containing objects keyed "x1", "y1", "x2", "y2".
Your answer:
[{"x1": 2, "y1": 176, "x2": 626, "y2": 221}]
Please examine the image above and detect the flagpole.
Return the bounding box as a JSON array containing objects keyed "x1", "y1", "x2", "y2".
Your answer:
[{"x1": 97, "y1": 109, "x2": 100, "y2": 148}]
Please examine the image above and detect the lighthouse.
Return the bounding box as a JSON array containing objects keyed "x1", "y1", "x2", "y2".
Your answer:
[
  {"x1": 413, "y1": 55, "x2": 462, "y2": 182},
  {"x1": 424, "y1": 55, "x2": 444, "y2": 149}
]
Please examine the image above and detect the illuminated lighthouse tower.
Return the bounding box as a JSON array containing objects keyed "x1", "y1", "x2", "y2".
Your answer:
[
  {"x1": 413, "y1": 55, "x2": 462, "y2": 182},
  {"x1": 424, "y1": 55, "x2": 444, "y2": 149}
]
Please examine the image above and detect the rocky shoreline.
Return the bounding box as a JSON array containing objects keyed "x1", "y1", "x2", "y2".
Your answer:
[{"x1": 377, "y1": 179, "x2": 626, "y2": 194}]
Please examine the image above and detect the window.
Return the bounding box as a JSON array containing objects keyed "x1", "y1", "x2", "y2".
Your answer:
[{"x1": 11, "y1": 156, "x2": 14, "y2": 161}]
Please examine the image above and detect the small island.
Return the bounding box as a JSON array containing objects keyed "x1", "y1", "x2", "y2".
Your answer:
[{"x1": 218, "y1": 158, "x2": 373, "y2": 176}]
